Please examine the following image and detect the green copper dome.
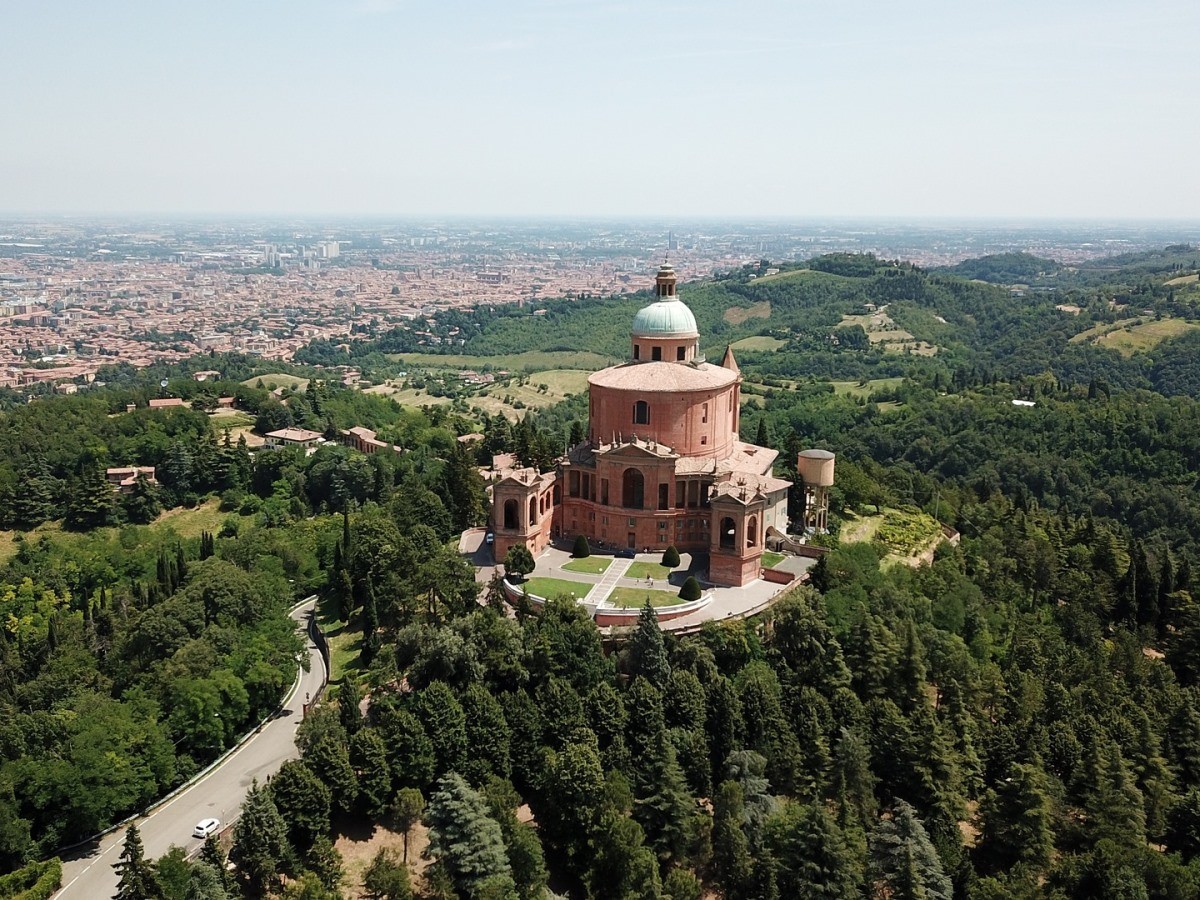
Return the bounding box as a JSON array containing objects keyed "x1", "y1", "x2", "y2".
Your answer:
[{"x1": 631, "y1": 296, "x2": 699, "y2": 338}]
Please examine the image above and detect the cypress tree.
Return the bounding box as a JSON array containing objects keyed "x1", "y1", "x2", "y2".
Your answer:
[
  {"x1": 869, "y1": 801, "x2": 952, "y2": 900},
  {"x1": 338, "y1": 679, "x2": 362, "y2": 736}
]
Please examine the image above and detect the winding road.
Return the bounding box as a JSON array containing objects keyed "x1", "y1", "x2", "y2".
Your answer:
[{"x1": 56, "y1": 597, "x2": 327, "y2": 899}]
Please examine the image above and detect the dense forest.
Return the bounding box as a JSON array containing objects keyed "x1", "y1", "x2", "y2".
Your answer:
[{"x1": 5, "y1": 247, "x2": 1200, "y2": 898}]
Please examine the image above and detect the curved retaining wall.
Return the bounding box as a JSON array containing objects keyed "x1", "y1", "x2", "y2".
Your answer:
[{"x1": 502, "y1": 578, "x2": 712, "y2": 625}]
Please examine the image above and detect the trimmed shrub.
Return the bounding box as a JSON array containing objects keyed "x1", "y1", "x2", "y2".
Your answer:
[
  {"x1": 661, "y1": 545, "x2": 680, "y2": 569},
  {"x1": 679, "y1": 576, "x2": 702, "y2": 602},
  {"x1": 0, "y1": 858, "x2": 62, "y2": 900},
  {"x1": 572, "y1": 534, "x2": 591, "y2": 558}
]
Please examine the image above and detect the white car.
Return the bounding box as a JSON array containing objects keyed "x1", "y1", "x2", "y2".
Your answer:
[{"x1": 192, "y1": 818, "x2": 220, "y2": 839}]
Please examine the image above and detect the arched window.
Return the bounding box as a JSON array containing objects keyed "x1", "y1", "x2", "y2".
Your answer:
[
  {"x1": 747, "y1": 516, "x2": 758, "y2": 548},
  {"x1": 622, "y1": 468, "x2": 645, "y2": 509},
  {"x1": 720, "y1": 517, "x2": 736, "y2": 550},
  {"x1": 528, "y1": 496, "x2": 538, "y2": 525},
  {"x1": 503, "y1": 499, "x2": 518, "y2": 530},
  {"x1": 633, "y1": 400, "x2": 650, "y2": 425}
]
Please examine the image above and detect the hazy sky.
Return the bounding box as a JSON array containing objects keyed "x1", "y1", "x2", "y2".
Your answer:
[{"x1": 5, "y1": 0, "x2": 1198, "y2": 218}]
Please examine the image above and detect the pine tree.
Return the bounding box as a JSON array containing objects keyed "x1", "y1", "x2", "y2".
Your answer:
[
  {"x1": 629, "y1": 602, "x2": 671, "y2": 690},
  {"x1": 895, "y1": 619, "x2": 928, "y2": 712},
  {"x1": 460, "y1": 683, "x2": 512, "y2": 784},
  {"x1": 585, "y1": 809, "x2": 663, "y2": 900},
  {"x1": 768, "y1": 802, "x2": 859, "y2": 899},
  {"x1": 424, "y1": 773, "x2": 514, "y2": 898},
  {"x1": 416, "y1": 681, "x2": 468, "y2": 778},
  {"x1": 231, "y1": 779, "x2": 292, "y2": 896},
  {"x1": 1086, "y1": 740, "x2": 1147, "y2": 850},
  {"x1": 831, "y1": 726, "x2": 876, "y2": 828},
  {"x1": 200, "y1": 834, "x2": 234, "y2": 895},
  {"x1": 362, "y1": 848, "x2": 412, "y2": 900},
  {"x1": 303, "y1": 733, "x2": 359, "y2": 815},
  {"x1": 975, "y1": 761, "x2": 1054, "y2": 875},
  {"x1": 712, "y1": 781, "x2": 755, "y2": 900},
  {"x1": 869, "y1": 801, "x2": 952, "y2": 900},
  {"x1": 705, "y1": 677, "x2": 744, "y2": 790},
  {"x1": 115, "y1": 824, "x2": 163, "y2": 900},
  {"x1": 269, "y1": 759, "x2": 332, "y2": 851},
  {"x1": 65, "y1": 464, "x2": 115, "y2": 530},
  {"x1": 350, "y1": 728, "x2": 394, "y2": 819}
]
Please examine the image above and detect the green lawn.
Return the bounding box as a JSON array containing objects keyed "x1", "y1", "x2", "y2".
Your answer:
[
  {"x1": 762, "y1": 551, "x2": 785, "y2": 568},
  {"x1": 562, "y1": 557, "x2": 611, "y2": 575},
  {"x1": 523, "y1": 577, "x2": 590, "y2": 600},
  {"x1": 626, "y1": 562, "x2": 672, "y2": 581},
  {"x1": 607, "y1": 587, "x2": 689, "y2": 608},
  {"x1": 315, "y1": 595, "x2": 361, "y2": 684}
]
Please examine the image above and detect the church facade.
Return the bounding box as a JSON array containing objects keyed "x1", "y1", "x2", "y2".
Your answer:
[{"x1": 490, "y1": 264, "x2": 790, "y2": 587}]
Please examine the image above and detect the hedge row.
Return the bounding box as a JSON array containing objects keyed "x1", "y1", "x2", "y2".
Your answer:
[{"x1": 0, "y1": 859, "x2": 62, "y2": 900}]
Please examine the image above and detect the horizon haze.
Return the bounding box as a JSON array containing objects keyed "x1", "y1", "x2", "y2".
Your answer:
[{"x1": 6, "y1": 0, "x2": 1198, "y2": 219}]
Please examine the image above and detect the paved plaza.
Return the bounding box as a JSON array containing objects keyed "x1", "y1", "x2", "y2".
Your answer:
[{"x1": 461, "y1": 529, "x2": 815, "y2": 632}]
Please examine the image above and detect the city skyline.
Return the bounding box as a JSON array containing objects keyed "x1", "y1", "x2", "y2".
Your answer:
[{"x1": 5, "y1": 0, "x2": 1199, "y2": 219}]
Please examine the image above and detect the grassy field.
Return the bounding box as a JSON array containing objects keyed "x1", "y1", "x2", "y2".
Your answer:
[
  {"x1": 0, "y1": 498, "x2": 227, "y2": 566},
  {"x1": 625, "y1": 561, "x2": 673, "y2": 581},
  {"x1": 471, "y1": 369, "x2": 591, "y2": 418},
  {"x1": 830, "y1": 377, "x2": 905, "y2": 398},
  {"x1": 242, "y1": 373, "x2": 309, "y2": 392},
  {"x1": 1098, "y1": 319, "x2": 1199, "y2": 356},
  {"x1": 387, "y1": 350, "x2": 615, "y2": 372},
  {"x1": 762, "y1": 551, "x2": 785, "y2": 568},
  {"x1": 1070, "y1": 317, "x2": 1199, "y2": 356},
  {"x1": 562, "y1": 557, "x2": 611, "y2": 575},
  {"x1": 607, "y1": 586, "x2": 685, "y2": 608},
  {"x1": 364, "y1": 382, "x2": 454, "y2": 407},
  {"x1": 723, "y1": 301, "x2": 772, "y2": 325},
  {"x1": 1165, "y1": 274, "x2": 1199, "y2": 286},
  {"x1": 523, "y1": 576, "x2": 590, "y2": 600},
  {"x1": 149, "y1": 499, "x2": 226, "y2": 538},
  {"x1": 209, "y1": 410, "x2": 256, "y2": 431},
  {"x1": 730, "y1": 335, "x2": 786, "y2": 351}
]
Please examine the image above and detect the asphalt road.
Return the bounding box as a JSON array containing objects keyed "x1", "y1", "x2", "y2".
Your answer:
[{"x1": 57, "y1": 597, "x2": 327, "y2": 899}]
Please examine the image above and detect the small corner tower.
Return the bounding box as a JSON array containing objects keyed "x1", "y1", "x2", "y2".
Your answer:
[{"x1": 796, "y1": 449, "x2": 835, "y2": 533}]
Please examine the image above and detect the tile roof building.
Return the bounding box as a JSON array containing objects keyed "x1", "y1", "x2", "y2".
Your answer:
[{"x1": 490, "y1": 263, "x2": 791, "y2": 586}]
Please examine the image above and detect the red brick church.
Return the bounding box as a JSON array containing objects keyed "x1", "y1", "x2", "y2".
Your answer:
[{"x1": 490, "y1": 263, "x2": 791, "y2": 586}]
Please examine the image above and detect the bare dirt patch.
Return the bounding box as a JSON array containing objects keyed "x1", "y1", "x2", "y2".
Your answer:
[
  {"x1": 334, "y1": 821, "x2": 429, "y2": 899},
  {"x1": 723, "y1": 301, "x2": 771, "y2": 325}
]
